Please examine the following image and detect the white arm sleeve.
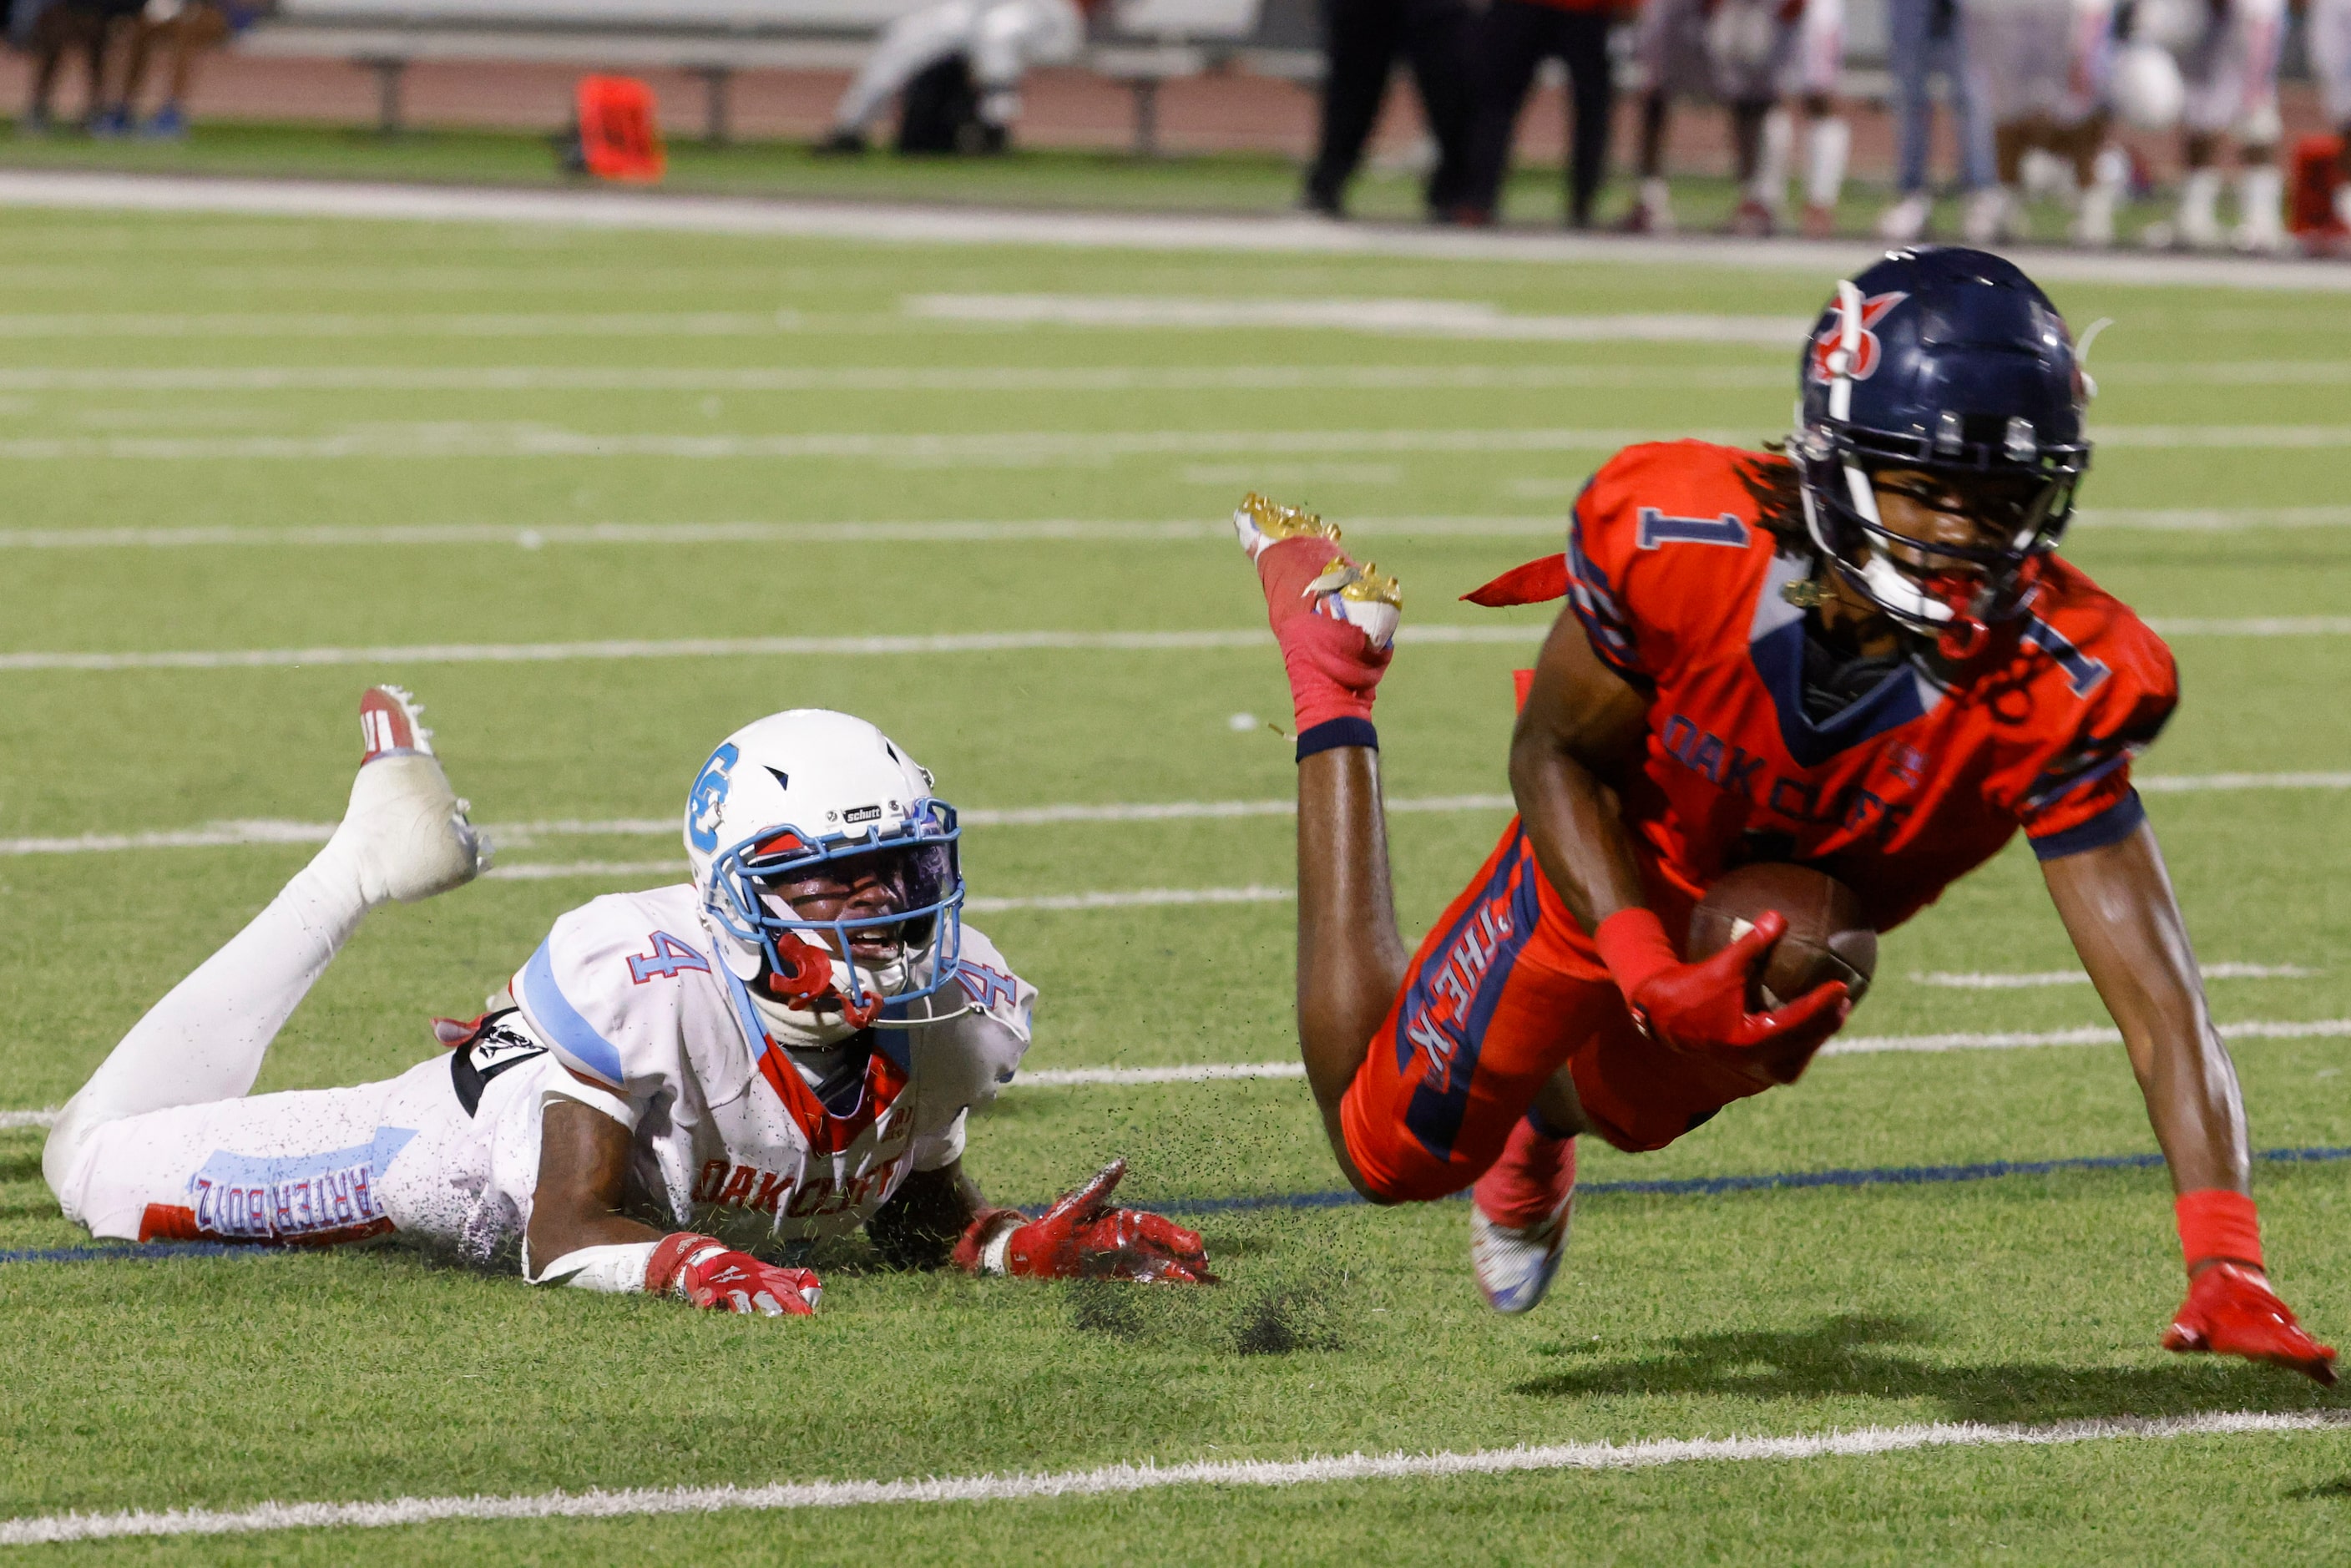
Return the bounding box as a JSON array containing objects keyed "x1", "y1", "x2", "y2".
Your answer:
[{"x1": 528, "y1": 1239, "x2": 662, "y2": 1292}]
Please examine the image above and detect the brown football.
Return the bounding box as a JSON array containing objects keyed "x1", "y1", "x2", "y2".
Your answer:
[{"x1": 1687, "y1": 862, "x2": 1878, "y2": 1009}]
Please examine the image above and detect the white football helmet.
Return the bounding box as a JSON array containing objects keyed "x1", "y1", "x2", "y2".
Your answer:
[{"x1": 683, "y1": 710, "x2": 963, "y2": 1043}]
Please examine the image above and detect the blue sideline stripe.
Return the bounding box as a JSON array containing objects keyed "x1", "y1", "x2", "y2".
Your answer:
[
  {"x1": 1151, "y1": 1144, "x2": 2351, "y2": 1216},
  {"x1": 8, "y1": 1146, "x2": 2351, "y2": 1265},
  {"x1": 0, "y1": 1242, "x2": 253, "y2": 1266}
]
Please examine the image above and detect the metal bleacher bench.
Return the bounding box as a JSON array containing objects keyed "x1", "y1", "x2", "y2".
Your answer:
[{"x1": 234, "y1": 0, "x2": 1322, "y2": 153}]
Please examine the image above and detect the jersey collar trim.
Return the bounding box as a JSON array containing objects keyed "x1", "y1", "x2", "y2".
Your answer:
[
  {"x1": 1750, "y1": 550, "x2": 1945, "y2": 767},
  {"x1": 718, "y1": 963, "x2": 908, "y2": 1156}
]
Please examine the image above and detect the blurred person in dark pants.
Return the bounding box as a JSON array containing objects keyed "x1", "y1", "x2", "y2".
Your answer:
[
  {"x1": 1301, "y1": 0, "x2": 1476, "y2": 218},
  {"x1": 1458, "y1": 0, "x2": 1624, "y2": 225}
]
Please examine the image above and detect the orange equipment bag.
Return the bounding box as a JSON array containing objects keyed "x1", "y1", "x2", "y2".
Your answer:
[{"x1": 576, "y1": 75, "x2": 666, "y2": 184}]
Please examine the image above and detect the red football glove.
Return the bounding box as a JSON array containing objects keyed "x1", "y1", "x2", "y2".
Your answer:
[
  {"x1": 1595, "y1": 908, "x2": 1851, "y2": 1087},
  {"x1": 2163, "y1": 1262, "x2": 2338, "y2": 1385},
  {"x1": 647, "y1": 1232, "x2": 822, "y2": 1317},
  {"x1": 953, "y1": 1158, "x2": 1217, "y2": 1284}
]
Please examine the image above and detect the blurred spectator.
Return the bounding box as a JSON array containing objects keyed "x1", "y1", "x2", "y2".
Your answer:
[
  {"x1": 821, "y1": 0, "x2": 1091, "y2": 154},
  {"x1": 1969, "y1": 0, "x2": 2122, "y2": 245},
  {"x1": 1457, "y1": 0, "x2": 1624, "y2": 226},
  {"x1": 99, "y1": 0, "x2": 250, "y2": 139},
  {"x1": 14, "y1": 0, "x2": 139, "y2": 134},
  {"x1": 2136, "y1": 0, "x2": 2285, "y2": 250},
  {"x1": 1300, "y1": 0, "x2": 1475, "y2": 217},
  {"x1": 1621, "y1": 0, "x2": 1844, "y2": 235},
  {"x1": 1877, "y1": 0, "x2": 2000, "y2": 241},
  {"x1": 2318, "y1": 0, "x2": 2351, "y2": 230}
]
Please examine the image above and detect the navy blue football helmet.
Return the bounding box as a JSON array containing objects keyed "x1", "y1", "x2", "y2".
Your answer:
[{"x1": 1791, "y1": 247, "x2": 2091, "y2": 655}]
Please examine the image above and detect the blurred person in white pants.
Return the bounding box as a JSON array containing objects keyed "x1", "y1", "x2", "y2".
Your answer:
[
  {"x1": 1969, "y1": 0, "x2": 2126, "y2": 244},
  {"x1": 1620, "y1": 0, "x2": 1848, "y2": 236},
  {"x1": 2127, "y1": 0, "x2": 2284, "y2": 250},
  {"x1": 822, "y1": 0, "x2": 1089, "y2": 154}
]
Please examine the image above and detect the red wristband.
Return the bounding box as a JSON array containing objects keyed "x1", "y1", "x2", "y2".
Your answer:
[
  {"x1": 1593, "y1": 907, "x2": 1679, "y2": 999},
  {"x1": 2176, "y1": 1189, "x2": 2263, "y2": 1275}
]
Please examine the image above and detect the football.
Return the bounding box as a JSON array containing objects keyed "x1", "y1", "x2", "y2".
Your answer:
[{"x1": 1687, "y1": 862, "x2": 1878, "y2": 1009}]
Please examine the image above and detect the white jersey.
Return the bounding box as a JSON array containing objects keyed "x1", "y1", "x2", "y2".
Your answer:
[
  {"x1": 57, "y1": 884, "x2": 1034, "y2": 1267},
  {"x1": 508, "y1": 883, "x2": 1032, "y2": 1251},
  {"x1": 2312, "y1": 0, "x2": 2351, "y2": 124}
]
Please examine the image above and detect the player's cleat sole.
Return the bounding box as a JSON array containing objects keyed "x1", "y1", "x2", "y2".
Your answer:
[
  {"x1": 1469, "y1": 1122, "x2": 1576, "y2": 1315},
  {"x1": 340, "y1": 685, "x2": 490, "y2": 906}
]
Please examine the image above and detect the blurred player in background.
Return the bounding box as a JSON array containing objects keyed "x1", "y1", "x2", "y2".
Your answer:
[
  {"x1": 1969, "y1": 0, "x2": 2126, "y2": 245},
  {"x1": 1878, "y1": 0, "x2": 2001, "y2": 241},
  {"x1": 1234, "y1": 246, "x2": 2333, "y2": 1383},
  {"x1": 1620, "y1": 0, "x2": 1849, "y2": 236},
  {"x1": 92, "y1": 0, "x2": 255, "y2": 139},
  {"x1": 2304, "y1": 0, "x2": 2351, "y2": 233},
  {"x1": 2130, "y1": 0, "x2": 2286, "y2": 250},
  {"x1": 1455, "y1": 0, "x2": 1619, "y2": 228},
  {"x1": 1299, "y1": 0, "x2": 1476, "y2": 219},
  {"x1": 44, "y1": 690, "x2": 1210, "y2": 1313},
  {"x1": 821, "y1": 0, "x2": 1092, "y2": 155}
]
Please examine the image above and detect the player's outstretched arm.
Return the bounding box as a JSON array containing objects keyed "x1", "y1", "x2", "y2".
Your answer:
[
  {"x1": 1512, "y1": 609, "x2": 1848, "y2": 1075},
  {"x1": 2042, "y1": 822, "x2": 2336, "y2": 1384},
  {"x1": 526, "y1": 1094, "x2": 822, "y2": 1317},
  {"x1": 953, "y1": 1158, "x2": 1216, "y2": 1283}
]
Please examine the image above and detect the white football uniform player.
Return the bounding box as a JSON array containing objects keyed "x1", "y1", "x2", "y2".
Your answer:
[
  {"x1": 825, "y1": 0, "x2": 1087, "y2": 149},
  {"x1": 42, "y1": 694, "x2": 1059, "y2": 1301}
]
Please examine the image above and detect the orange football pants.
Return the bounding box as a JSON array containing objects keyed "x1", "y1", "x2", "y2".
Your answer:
[{"x1": 1338, "y1": 820, "x2": 1771, "y2": 1201}]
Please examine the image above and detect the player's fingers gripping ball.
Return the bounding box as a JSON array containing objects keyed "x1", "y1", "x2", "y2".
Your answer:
[
  {"x1": 1597, "y1": 907, "x2": 1852, "y2": 1086},
  {"x1": 2165, "y1": 1263, "x2": 2338, "y2": 1386},
  {"x1": 954, "y1": 1157, "x2": 1219, "y2": 1285},
  {"x1": 650, "y1": 1232, "x2": 823, "y2": 1317}
]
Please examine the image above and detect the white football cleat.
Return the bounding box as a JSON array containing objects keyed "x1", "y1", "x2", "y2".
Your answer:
[
  {"x1": 1876, "y1": 192, "x2": 1931, "y2": 243},
  {"x1": 1470, "y1": 1199, "x2": 1574, "y2": 1316},
  {"x1": 336, "y1": 685, "x2": 490, "y2": 907},
  {"x1": 1469, "y1": 1120, "x2": 1577, "y2": 1315}
]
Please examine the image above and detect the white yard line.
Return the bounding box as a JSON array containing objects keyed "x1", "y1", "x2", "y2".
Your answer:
[
  {"x1": 1823, "y1": 1018, "x2": 2351, "y2": 1055},
  {"x1": 0, "y1": 312, "x2": 799, "y2": 337},
  {"x1": 1912, "y1": 963, "x2": 2316, "y2": 989},
  {"x1": 0, "y1": 1108, "x2": 58, "y2": 1130},
  {"x1": 0, "y1": 424, "x2": 2345, "y2": 463},
  {"x1": 902, "y1": 294, "x2": 1811, "y2": 342},
  {"x1": 3, "y1": 361, "x2": 2334, "y2": 392},
  {"x1": 0, "y1": 517, "x2": 1561, "y2": 550},
  {"x1": 3, "y1": 171, "x2": 2346, "y2": 292},
  {"x1": 0, "y1": 615, "x2": 2343, "y2": 675},
  {"x1": 0, "y1": 507, "x2": 2340, "y2": 551},
  {"x1": 3, "y1": 1409, "x2": 2342, "y2": 1545},
  {"x1": 1015, "y1": 1062, "x2": 1307, "y2": 1086},
  {"x1": 0, "y1": 777, "x2": 2338, "y2": 860}
]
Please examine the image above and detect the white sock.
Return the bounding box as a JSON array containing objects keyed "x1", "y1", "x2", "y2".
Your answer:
[
  {"x1": 1754, "y1": 108, "x2": 1795, "y2": 209},
  {"x1": 2179, "y1": 168, "x2": 2224, "y2": 239},
  {"x1": 2337, "y1": 183, "x2": 2351, "y2": 230},
  {"x1": 1641, "y1": 175, "x2": 1672, "y2": 215},
  {"x1": 44, "y1": 838, "x2": 371, "y2": 1191},
  {"x1": 2235, "y1": 164, "x2": 2283, "y2": 241},
  {"x1": 1804, "y1": 116, "x2": 1849, "y2": 210}
]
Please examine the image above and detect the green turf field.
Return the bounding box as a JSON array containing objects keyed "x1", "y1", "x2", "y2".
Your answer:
[{"x1": 0, "y1": 200, "x2": 2348, "y2": 1561}]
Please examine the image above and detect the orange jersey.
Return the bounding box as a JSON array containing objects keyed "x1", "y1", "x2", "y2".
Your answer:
[{"x1": 1509, "y1": 440, "x2": 2178, "y2": 936}]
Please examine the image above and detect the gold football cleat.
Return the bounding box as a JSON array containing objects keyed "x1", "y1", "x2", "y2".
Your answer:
[
  {"x1": 1308, "y1": 556, "x2": 1403, "y2": 615},
  {"x1": 1233, "y1": 492, "x2": 1342, "y2": 559}
]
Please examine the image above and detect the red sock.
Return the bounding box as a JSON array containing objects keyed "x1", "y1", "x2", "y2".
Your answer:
[
  {"x1": 1253, "y1": 536, "x2": 1391, "y2": 731},
  {"x1": 1474, "y1": 1114, "x2": 1577, "y2": 1230}
]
